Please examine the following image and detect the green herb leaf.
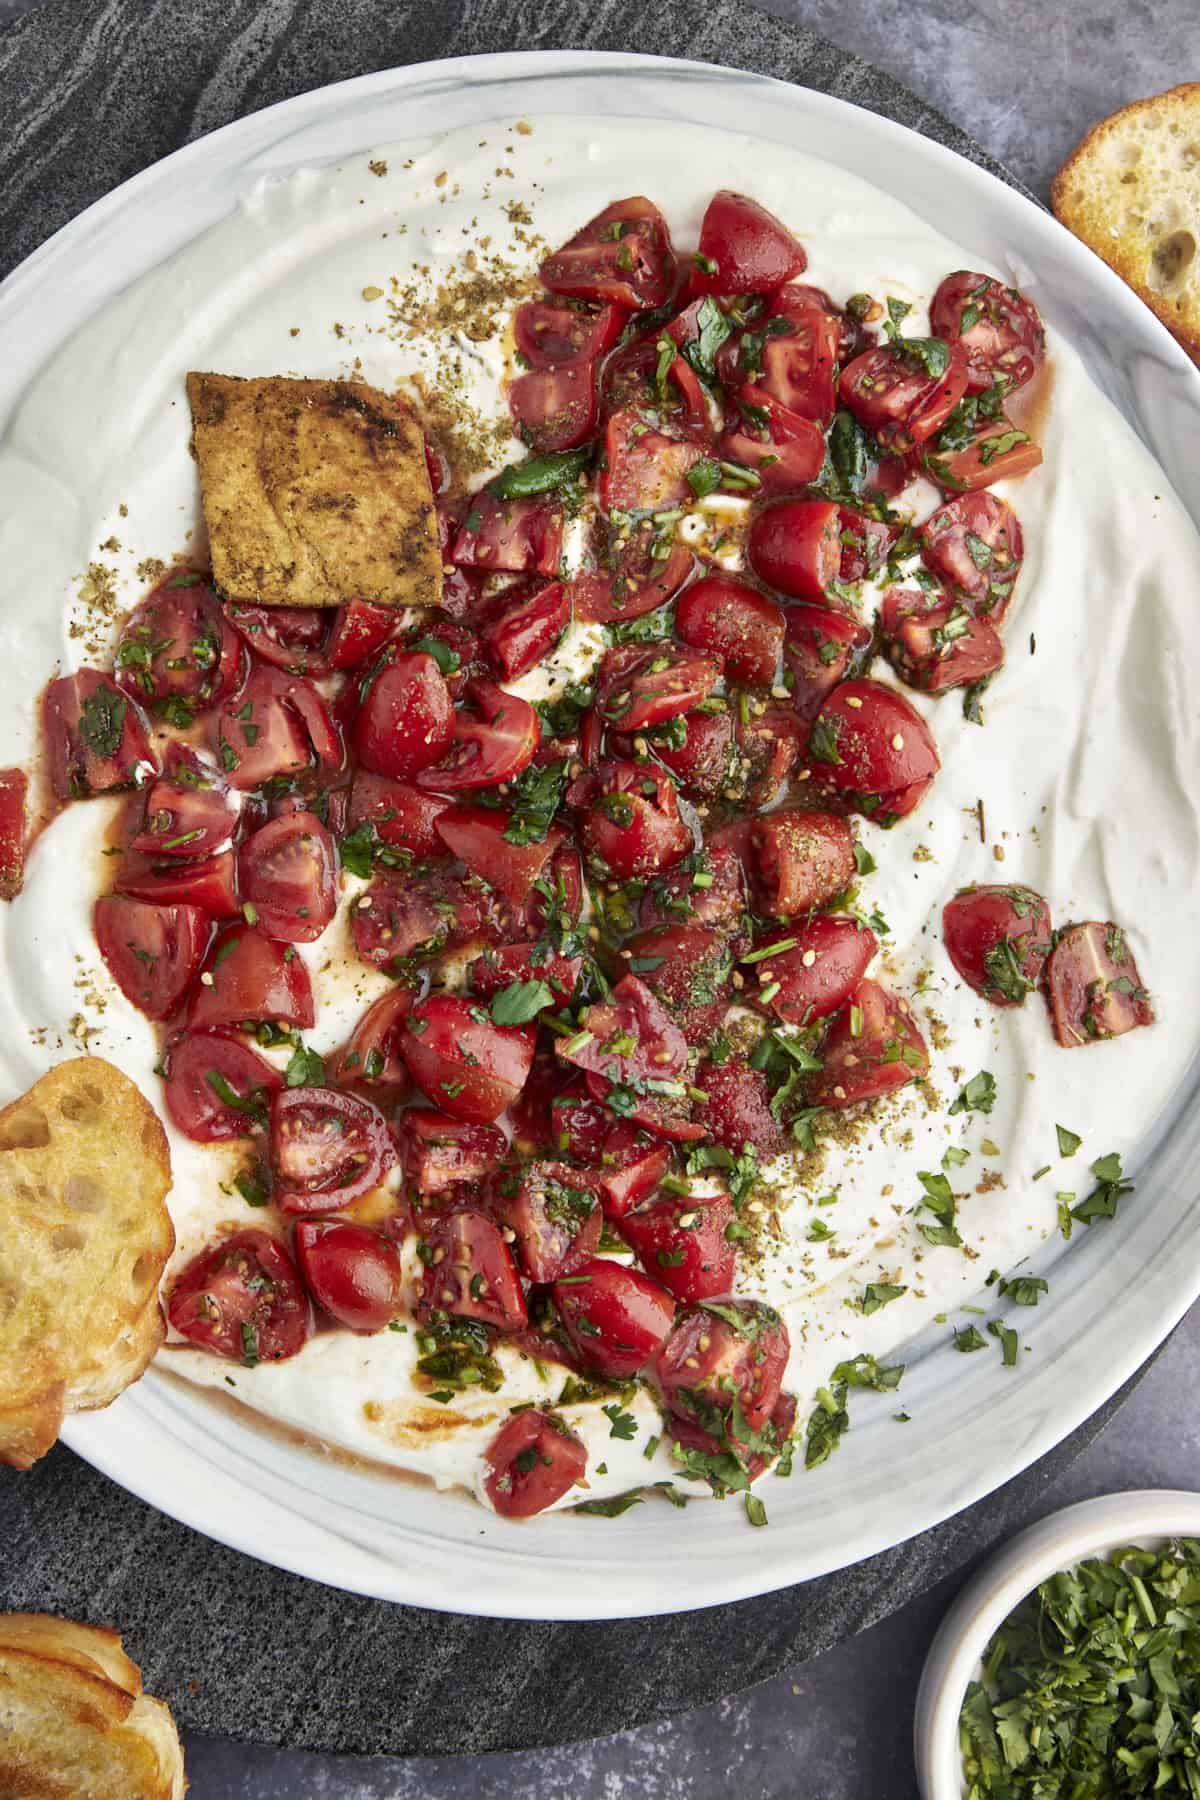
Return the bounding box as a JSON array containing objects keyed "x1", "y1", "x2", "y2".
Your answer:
[
  {"x1": 489, "y1": 446, "x2": 590, "y2": 499},
  {"x1": 1055, "y1": 1123, "x2": 1082, "y2": 1158},
  {"x1": 489, "y1": 978, "x2": 556, "y2": 1026},
  {"x1": 284, "y1": 1042, "x2": 326, "y2": 1089},
  {"x1": 949, "y1": 1070, "x2": 997, "y2": 1116}
]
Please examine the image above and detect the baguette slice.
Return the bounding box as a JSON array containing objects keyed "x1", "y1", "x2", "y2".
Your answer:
[
  {"x1": 0, "y1": 1059, "x2": 173, "y2": 1469},
  {"x1": 0, "y1": 1613, "x2": 186, "y2": 1797},
  {"x1": 1052, "y1": 84, "x2": 1200, "y2": 363}
]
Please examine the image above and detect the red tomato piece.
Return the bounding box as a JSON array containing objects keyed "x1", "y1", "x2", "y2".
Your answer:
[
  {"x1": 747, "y1": 498, "x2": 842, "y2": 604},
  {"x1": 479, "y1": 579, "x2": 569, "y2": 681},
  {"x1": 920, "y1": 492, "x2": 1024, "y2": 621},
  {"x1": 415, "y1": 682, "x2": 540, "y2": 794},
  {"x1": 575, "y1": 759, "x2": 693, "y2": 880},
  {"x1": 212, "y1": 662, "x2": 339, "y2": 792},
  {"x1": 163, "y1": 1029, "x2": 283, "y2": 1143},
  {"x1": 540, "y1": 195, "x2": 676, "y2": 310},
  {"x1": 880, "y1": 589, "x2": 1005, "y2": 695},
  {"x1": 522, "y1": 842, "x2": 585, "y2": 937},
  {"x1": 570, "y1": 533, "x2": 694, "y2": 627},
  {"x1": 131, "y1": 745, "x2": 236, "y2": 861},
  {"x1": 114, "y1": 845, "x2": 239, "y2": 916},
  {"x1": 509, "y1": 362, "x2": 598, "y2": 454},
  {"x1": 491, "y1": 1161, "x2": 602, "y2": 1285},
  {"x1": 838, "y1": 508, "x2": 898, "y2": 583},
  {"x1": 484, "y1": 1409, "x2": 587, "y2": 1518},
  {"x1": 166, "y1": 1229, "x2": 311, "y2": 1362},
  {"x1": 841, "y1": 341, "x2": 969, "y2": 451},
  {"x1": 514, "y1": 299, "x2": 623, "y2": 369},
  {"x1": 293, "y1": 1220, "x2": 402, "y2": 1332},
  {"x1": 351, "y1": 651, "x2": 454, "y2": 781},
  {"x1": 721, "y1": 386, "x2": 826, "y2": 491},
  {"x1": 600, "y1": 409, "x2": 707, "y2": 513},
  {"x1": 399, "y1": 993, "x2": 535, "y2": 1123},
  {"x1": 745, "y1": 915, "x2": 878, "y2": 1025},
  {"x1": 451, "y1": 491, "x2": 563, "y2": 577},
  {"x1": 692, "y1": 190, "x2": 806, "y2": 295},
  {"x1": 345, "y1": 772, "x2": 449, "y2": 858},
  {"x1": 45, "y1": 670, "x2": 158, "y2": 800},
  {"x1": 350, "y1": 862, "x2": 501, "y2": 974},
  {"x1": 942, "y1": 884, "x2": 1053, "y2": 1007},
  {"x1": 630, "y1": 707, "x2": 736, "y2": 802},
  {"x1": 560, "y1": 974, "x2": 700, "y2": 1141},
  {"x1": 329, "y1": 987, "x2": 414, "y2": 1092},
  {"x1": 692, "y1": 1060, "x2": 788, "y2": 1157},
  {"x1": 752, "y1": 807, "x2": 856, "y2": 917},
  {"x1": 638, "y1": 841, "x2": 748, "y2": 934},
  {"x1": 592, "y1": 1121, "x2": 672, "y2": 1218},
  {"x1": 238, "y1": 810, "x2": 337, "y2": 944},
  {"x1": 923, "y1": 419, "x2": 1044, "y2": 492},
  {"x1": 929, "y1": 271, "x2": 1045, "y2": 394},
  {"x1": 397, "y1": 1109, "x2": 507, "y2": 1200},
  {"x1": 325, "y1": 599, "x2": 398, "y2": 671},
  {"x1": 471, "y1": 941, "x2": 582, "y2": 1004},
  {"x1": 553, "y1": 1258, "x2": 676, "y2": 1380},
  {"x1": 674, "y1": 575, "x2": 785, "y2": 687},
  {"x1": 186, "y1": 926, "x2": 314, "y2": 1031},
  {"x1": 94, "y1": 895, "x2": 208, "y2": 1021},
  {"x1": 597, "y1": 642, "x2": 722, "y2": 733},
  {"x1": 758, "y1": 286, "x2": 840, "y2": 423},
  {"x1": 782, "y1": 602, "x2": 872, "y2": 721},
  {"x1": 225, "y1": 603, "x2": 331, "y2": 676},
  {"x1": 270, "y1": 1086, "x2": 393, "y2": 1214},
  {"x1": 808, "y1": 679, "x2": 940, "y2": 823},
  {"x1": 620, "y1": 1191, "x2": 735, "y2": 1302},
  {"x1": 621, "y1": 923, "x2": 733, "y2": 1046},
  {"x1": 806, "y1": 979, "x2": 930, "y2": 1106},
  {"x1": 417, "y1": 1209, "x2": 527, "y2": 1331},
  {"x1": 434, "y1": 804, "x2": 562, "y2": 910},
  {"x1": 0, "y1": 768, "x2": 25, "y2": 900},
  {"x1": 1044, "y1": 921, "x2": 1154, "y2": 1048},
  {"x1": 657, "y1": 1300, "x2": 789, "y2": 1433},
  {"x1": 114, "y1": 570, "x2": 241, "y2": 717}
]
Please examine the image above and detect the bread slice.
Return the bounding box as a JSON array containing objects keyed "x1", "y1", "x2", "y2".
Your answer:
[
  {"x1": 187, "y1": 372, "x2": 444, "y2": 609},
  {"x1": 1052, "y1": 84, "x2": 1200, "y2": 363},
  {"x1": 0, "y1": 1059, "x2": 173, "y2": 1469},
  {"x1": 0, "y1": 1613, "x2": 186, "y2": 1797}
]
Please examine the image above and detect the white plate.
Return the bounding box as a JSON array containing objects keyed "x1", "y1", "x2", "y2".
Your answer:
[{"x1": 3, "y1": 50, "x2": 1200, "y2": 1621}]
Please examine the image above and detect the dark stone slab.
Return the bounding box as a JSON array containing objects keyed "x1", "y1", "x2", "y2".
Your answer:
[{"x1": 0, "y1": 0, "x2": 1126, "y2": 1761}]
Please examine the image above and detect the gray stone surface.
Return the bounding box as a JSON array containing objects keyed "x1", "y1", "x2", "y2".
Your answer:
[{"x1": 1, "y1": 0, "x2": 1195, "y2": 1793}]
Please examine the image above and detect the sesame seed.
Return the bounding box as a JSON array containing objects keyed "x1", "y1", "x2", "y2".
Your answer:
[
  {"x1": 846, "y1": 695, "x2": 863, "y2": 710},
  {"x1": 199, "y1": 971, "x2": 215, "y2": 986},
  {"x1": 891, "y1": 733, "x2": 904, "y2": 749},
  {"x1": 802, "y1": 949, "x2": 817, "y2": 967}
]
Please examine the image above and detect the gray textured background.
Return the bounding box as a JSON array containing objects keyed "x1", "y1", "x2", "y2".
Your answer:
[{"x1": 1, "y1": 1, "x2": 1196, "y2": 1795}]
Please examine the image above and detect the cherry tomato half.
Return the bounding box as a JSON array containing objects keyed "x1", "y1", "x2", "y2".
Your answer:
[
  {"x1": 352, "y1": 652, "x2": 455, "y2": 781},
  {"x1": 44, "y1": 670, "x2": 158, "y2": 800},
  {"x1": 805, "y1": 979, "x2": 930, "y2": 1106},
  {"x1": 186, "y1": 926, "x2": 314, "y2": 1031},
  {"x1": 270, "y1": 1086, "x2": 394, "y2": 1215},
  {"x1": 164, "y1": 1029, "x2": 283, "y2": 1142},
  {"x1": 929, "y1": 271, "x2": 1045, "y2": 394},
  {"x1": 552, "y1": 1258, "x2": 676, "y2": 1381},
  {"x1": 808, "y1": 679, "x2": 940, "y2": 823},
  {"x1": 166, "y1": 1229, "x2": 311, "y2": 1362},
  {"x1": 620, "y1": 1191, "x2": 736, "y2": 1302},
  {"x1": 1044, "y1": 921, "x2": 1154, "y2": 1048},
  {"x1": 484, "y1": 1409, "x2": 587, "y2": 1518},
  {"x1": 293, "y1": 1220, "x2": 402, "y2": 1332},
  {"x1": 674, "y1": 575, "x2": 785, "y2": 687},
  {"x1": 751, "y1": 808, "x2": 856, "y2": 917},
  {"x1": 238, "y1": 810, "x2": 337, "y2": 944},
  {"x1": 399, "y1": 993, "x2": 535, "y2": 1123},
  {"x1": 691, "y1": 190, "x2": 806, "y2": 295},
  {"x1": 744, "y1": 915, "x2": 878, "y2": 1025},
  {"x1": 94, "y1": 895, "x2": 209, "y2": 1021},
  {"x1": 747, "y1": 498, "x2": 842, "y2": 605},
  {"x1": 942, "y1": 884, "x2": 1053, "y2": 1007},
  {"x1": 114, "y1": 570, "x2": 241, "y2": 716},
  {"x1": 416, "y1": 1209, "x2": 528, "y2": 1332},
  {"x1": 540, "y1": 195, "x2": 676, "y2": 311},
  {"x1": 415, "y1": 682, "x2": 540, "y2": 793}
]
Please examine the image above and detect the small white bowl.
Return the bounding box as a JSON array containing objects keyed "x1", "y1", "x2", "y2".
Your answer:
[{"x1": 914, "y1": 1489, "x2": 1200, "y2": 1798}]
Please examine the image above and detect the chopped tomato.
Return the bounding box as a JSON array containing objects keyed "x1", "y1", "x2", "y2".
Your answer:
[
  {"x1": 920, "y1": 492, "x2": 1024, "y2": 621},
  {"x1": 523, "y1": 842, "x2": 585, "y2": 937},
  {"x1": 838, "y1": 508, "x2": 897, "y2": 583},
  {"x1": 757, "y1": 286, "x2": 840, "y2": 423},
  {"x1": 745, "y1": 916, "x2": 878, "y2": 1025},
  {"x1": 325, "y1": 599, "x2": 399, "y2": 671},
  {"x1": 350, "y1": 862, "x2": 501, "y2": 974},
  {"x1": 923, "y1": 418, "x2": 1043, "y2": 492},
  {"x1": 345, "y1": 772, "x2": 449, "y2": 858},
  {"x1": 1044, "y1": 921, "x2": 1154, "y2": 1047},
  {"x1": 748, "y1": 498, "x2": 842, "y2": 604},
  {"x1": 558, "y1": 973, "x2": 701, "y2": 1140},
  {"x1": 471, "y1": 941, "x2": 582, "y2": 1004},
  {"x1": 225, "y1": 603, "x2": 331, "y2": 676},
  {"x1": 638, "y1": 842, "x2": 747, "y2": 934},
  {"x1": 166, "y1": 1230, "x2": 311, "y2": 1362},
  {"x1": 293, "y1": 1220, "x2": 402, "y2": 1332},
  {"x1": 0, "y1": 768, "x2": 26, "y2": 900},
  {"x1": 131, "y1": 745, "x2": 236, "y2": 861},
  {"x1": 806, "y1": 979, "x2": 929, "y2": 1106},
  {"x1": 513, "y1": 299, "x2": 623, "y2": 369},
  {"x1": 597, "y1": 642, "x2": 722, "y2": 732},
  {"x1": 114, "y1": 571, "x2": 241, "y2": 717},
  {"x1": 491, "y1": 1161, "x2": 602, "y2": 1285},
  {"x1": 484, "y1": 1409, "x2": 586, "y2": 1519},
  {"x1": 509, "y1": 362, "x2": 599, "y2": 454},
  {"x1": 540, "y1": 195, "x2": 676, "y2": 311},
  {"x1": 942, "y1": 884, "x2": 1053, "y2": 1007},
  {"x1": 238, "y1": 811, "x2": 337, "y2": 943},
  {"x1": 351, "y1": 651, "x2": 455, "y2": 780},
  {"x1": 657, "y1": 1301, "x2": 789, "y2": 1433},
  {"x1": 752, "y1": 807, "x2": 856, "y2": 916},
  {"x1": 570, "y1": 532, "x2": 694, "y2": 626},
  {"x1": 434, "y1": 804, "x2": 561, "y2": 909},
  {"x1": 115, "y1": 846, "x2": 240, "y2": 916},
  {"x1": 599, "y1": 409, "x2": 707, "y2": 512},
  {"x1": 163, "y1": 1029, "x2": 283, "y2": 1142},
  {"x1": 212, "y1": 662, "x2": 339, "y2": 791},
  {"x1": 621, "y1": 923, "x2": 733, "y2": 1045},
  {"x1": 840, "y1": 342, "x2": 969, "y2": 451},
  {"x1": 929, "y1": 272, "x2": 1045, "y2": 394},
  {"x1": 479, "y1": 580, "x2": 569, "y2": 681},
  {"x1": 415, "y1": 682, "x2": 540, "y2": 793},
  {"x1": 593, "y1": 1122, "x2": 672, "y2": 1217},
  {"x1": 94, "y1": 895, "x2": 209, "y2": 1021},
  {"x1": 270, "y1": 1086, "x2": 393, "y2": 1215},
  {"x1": 329, "y1": 987, "x2": 414, "y2": 1092},
  {"x1": 186, "y1": 926, "x2": 314, "y2": 1031},
  {"x1": 782, "y1": 602, "x2": 872, "y2": 721},
  {"x1": 397, "y1": 1109, "x2": 507, "y2": 1200},
  {"x1": 552, "y1": 1258, "x2": 676, "y2": 1380},
  {"x1": 692, "y1": 190, "x2": 806, "y2": 294},
  {"x1": 808, "y1": 679, "x2": 940, "y2": 823},
  {"x1": 575, "y1": 759, "x2": 692, "y2": 880},
  {"x1": 620, "y1": 1191, "x2": 735, "y2": 1302},
  {"x1": 399, "y1": 993, "x2": 535, "y2": 1123},
  {"x1": 45, "y1": 670, "x2": 158, "y2": 799},
  {"x1": 416, "y1": 1209, "x2": 527, "y2": 1331},
  {"x1": 674, "y1": 575, "x2": 784, "y2": 686},
  {"x1": 451, "y1": 491, "x2": 563, "y2": 577},
  {"x1": 618, "y1": 708, "x2": 735, "y2": 802},
  {"x1": 692, "y1": 1060, "x2": 788, "y2": 1157},
  {"x1": 880, "y1": 589, "x2": 1005, "y2": 694},
  {"x1": 720, "y1": 385, "x2": 825, "y2": 490}
]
